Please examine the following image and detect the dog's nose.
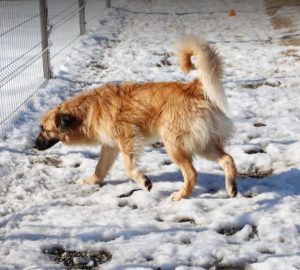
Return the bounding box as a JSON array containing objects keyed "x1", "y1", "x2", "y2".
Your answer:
[
  {"x1": 33, "y1": 137, "x2": 59, "y2": 151},
  {"x1": 33, "y1": 140, "x2": 40, "y2": 149},
  {"x1": 33, "y1": 139, "x2": 40, "y2": 150},
  {"x1": 34, "y1": 139, "x2": 46, "y2": 151}
]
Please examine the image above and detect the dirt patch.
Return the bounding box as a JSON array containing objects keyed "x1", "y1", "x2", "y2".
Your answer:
[
  {"x1": 217, "y1": 225, "x2": 257, "y2": 239},
  {"x1": 118, "y1": 200, "x2": 138, "y2": 209},
  {"x1": 154, "y1": 52, "x2": 172, "y2": 67},
  {"x1": 153, "y1": 52, "x2": 171, "y2": 57},
  {"x1": 281, "y1": 49, "x2": 300, "y2": 60},
  {"x1": 242, "y1": 80, "x2": 281, "y2": 89},
  {"x1": 270, "y1": 15, "x2": 293, "y2": 29},
  {"x1": 217, "y1": 226, "x2": 243, "y2": 236},
  {"x1": 259, "y1": 249, "x2": 276, "y2": 255},
  {"x1": 86, "y1": 61, "x2": 107, "y2": 70},
  {"x1": 155, "y1": 215, "x2": 165, "y2": 222},
  {"x1": 177, "y1": 217, "x2": 196, "y2": 225},
  {"x1": 238, "y1": 168, "x2": 273, "y2": 178},
  {"x1": 180, "y1": 236, "x2": 192, "y2": 245},
  {"x1": 41, "y1": 245, "x2": 112, "y2": 269},
  {"x1": 73, "y1": 162, "x2": 81, "y2": 168},
  {"x1": 280, "y1": 36, "x2": 300, "y2": 46},
  {"x1": 156, "y1": 59, "x2": 172, "y2": 67},
  {"x1": 213, "y1": 265, "x2": 246, "y2": 270},
  {"x1": 161, "y1": 160, "x2": 172, "y2": 165},
  {"x1": 254, "y1": 123, "x2": 266, "y2": 127},
  {"x1": 33, "y1": 157, "x2": 62, "y2": 167},
  {"x1": 80, "y1": 186, "x2": 101, "y2": 197},
  {"x1": 248, "y1": 225, "x2": 259, "y2": 240},
  {"x1": 265, "y1": 0, "x2": 300, "y2": 16},
  {"x1": 265, "y1": 0, "x2": 300, "y2": 46},
  {"x1": 245, "y1": 148, "x2": 266, "y2": 154},
  {"x1": 243, "y1": 192, "x2": 258, "y2": 198},
  {"x1": 105, "y1": 39, "x2": 121, "y2": 48}
]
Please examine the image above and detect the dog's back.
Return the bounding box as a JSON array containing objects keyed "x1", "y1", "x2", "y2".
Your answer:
[{"x1": 88, "y1": 36, "x2": 233, "y2": 152}]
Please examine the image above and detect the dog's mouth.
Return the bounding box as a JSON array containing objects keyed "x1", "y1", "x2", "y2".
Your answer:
[{"x1": 34, "y1": 136, "x2": 59, "y2": 151}]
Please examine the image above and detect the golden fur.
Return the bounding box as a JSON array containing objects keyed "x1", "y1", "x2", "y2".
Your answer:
[{"x1": 35, "y1": 36, "x2": 237, "y2": 201}]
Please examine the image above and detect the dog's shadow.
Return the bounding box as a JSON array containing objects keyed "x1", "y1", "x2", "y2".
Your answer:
[
  {"x1": 150, "y1": 168, "x2": 300, "y2": 198},
  {"x1": 28, "y1": 146, "x2": 300, "y2": 199}
]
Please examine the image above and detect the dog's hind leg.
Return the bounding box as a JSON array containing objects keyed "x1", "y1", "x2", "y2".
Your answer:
[
  {"x1": 163, "y1": 139, "x2": 197, "y2": 201},
  {"x1": 201, "y1": 145, "x2": 237, "y2": 197},
  {"x1": 77, "y1": 145, "x2": 119, "y2": 185}
]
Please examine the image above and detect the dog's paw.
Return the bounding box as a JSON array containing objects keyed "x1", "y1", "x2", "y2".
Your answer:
[
  {"x1": 169, "y1": 191, "x2": 184, "y2": 201},
  {"x1": 76, "y1": 175, "x2": 99, "y2": 185},
  {"x1": 76, "y1": 178, "x2": 90, "y2": 185},
  {"x1": 144, "y1": 176, "x2": 152, "y2": 191},
  {"x1": 227, "y1": 184, "x2": 238, "y2": 198}
]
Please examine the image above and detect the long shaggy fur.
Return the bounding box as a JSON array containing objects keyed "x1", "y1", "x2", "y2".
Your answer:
[
  {"x1": 175, "y1": 35, "x2": 228, "y2": 112},
  {"x1": 35, "y1": 36, "x2": 237, "y2": 201}
]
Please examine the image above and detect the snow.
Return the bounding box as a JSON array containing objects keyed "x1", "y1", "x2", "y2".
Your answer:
[{"x1": 0, "y1": 0, "x2": 300, "y2": 269}]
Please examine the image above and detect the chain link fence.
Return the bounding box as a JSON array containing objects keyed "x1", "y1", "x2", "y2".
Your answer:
[{"x1": 0, "y1": 0, "x2": 108, "y2": 139}]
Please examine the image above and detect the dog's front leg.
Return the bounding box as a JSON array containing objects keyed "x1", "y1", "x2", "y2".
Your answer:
[
  {"x1": 121, "y1": 151, "x2": 152, "y2": 191},
  {"x1": 117, "y1": 136, "x2": 152, "y2": 191},
  {"x1": 77, "y1": 145, "x2": 119, "y2": 185}
]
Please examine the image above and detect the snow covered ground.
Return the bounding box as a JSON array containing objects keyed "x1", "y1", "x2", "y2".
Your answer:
[{"x1": 0, "y1": 0, "x2": 300, "y2": 269}]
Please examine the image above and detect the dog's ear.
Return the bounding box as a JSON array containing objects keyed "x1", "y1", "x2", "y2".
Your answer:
[{"x1": 55, "y1": 113, "x2": 81, "y2": 131}]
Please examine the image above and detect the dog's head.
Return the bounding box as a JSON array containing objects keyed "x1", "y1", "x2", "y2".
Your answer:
[{"x1": 34, "y1": 107, "x2": 83, "y2": 151}]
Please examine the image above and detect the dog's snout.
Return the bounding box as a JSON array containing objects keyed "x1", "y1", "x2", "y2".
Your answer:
[{"x1": 34, "y1": 133, "x2": 59, "y2": 151}]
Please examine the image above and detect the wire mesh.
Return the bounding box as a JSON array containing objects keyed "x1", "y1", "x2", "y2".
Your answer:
[
  {"x1": 0, "y1": 0, "x2": 105, "y2": 139},
  {"x1": 47, "y1": 0, "x2": 81, "y2": 73},
  {"x1": 85, "y1": 0, "x2": 106, "y2": 29},
  {"x1": 0, "y1": 0, "x2": 44, "y2": 138}
]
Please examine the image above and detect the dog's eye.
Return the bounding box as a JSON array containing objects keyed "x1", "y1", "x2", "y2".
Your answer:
[{"x1": 40, "y1": 125, "x2": 44, "y2": 131}]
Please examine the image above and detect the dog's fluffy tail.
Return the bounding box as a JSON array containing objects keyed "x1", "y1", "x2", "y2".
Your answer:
[{"x1": 175, "y1": 35, "x2": 228, "y2": 112}]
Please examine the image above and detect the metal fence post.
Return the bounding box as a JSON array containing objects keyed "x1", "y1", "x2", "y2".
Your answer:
[
  {"x1": 79, "y1": 0, "x2": 85, "y2": 35},
  {"x1": 106, "y1": 0, "x2": 111, "y2": 8},
  {"x1": 39, "y1": 0, "x2": 52, "y2": 79}
]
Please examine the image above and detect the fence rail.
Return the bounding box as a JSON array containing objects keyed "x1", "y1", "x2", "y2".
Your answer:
[{"x1": 0, "y1": 0, "x2": 110, "y2": 139}]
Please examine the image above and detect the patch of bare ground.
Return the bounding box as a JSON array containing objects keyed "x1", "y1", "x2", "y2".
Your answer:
[
  {"x1": 265, "y1": 0, "x2": 300, "y2": 16},
  {"x1": 280, "y1": 36, "x2": 300, "y2": 46},
  {"x1": 41, "y1": 245, "x2": 112, "y2": 269},
  {"x1": 242, "y1": 80, "x2": 281, "y2": 89},
  {"x1": 265, "y1": 0, "x2": 300, "y2": 46},
  {"x1": 239, "y1": 168, "x2": 273, "y2": 179},
  {"x1": 33, "y1": 157, "x2": 62, "y2": 167},
  {"x1": 281, "y1": 49, "x2": 300, "y2": 60},
  {"x1": 212, "y1": 265, "x2": 247, "y2": 270},
  {"x1": 177, "y1": 217, "x2": 196, "y2": 225}
]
